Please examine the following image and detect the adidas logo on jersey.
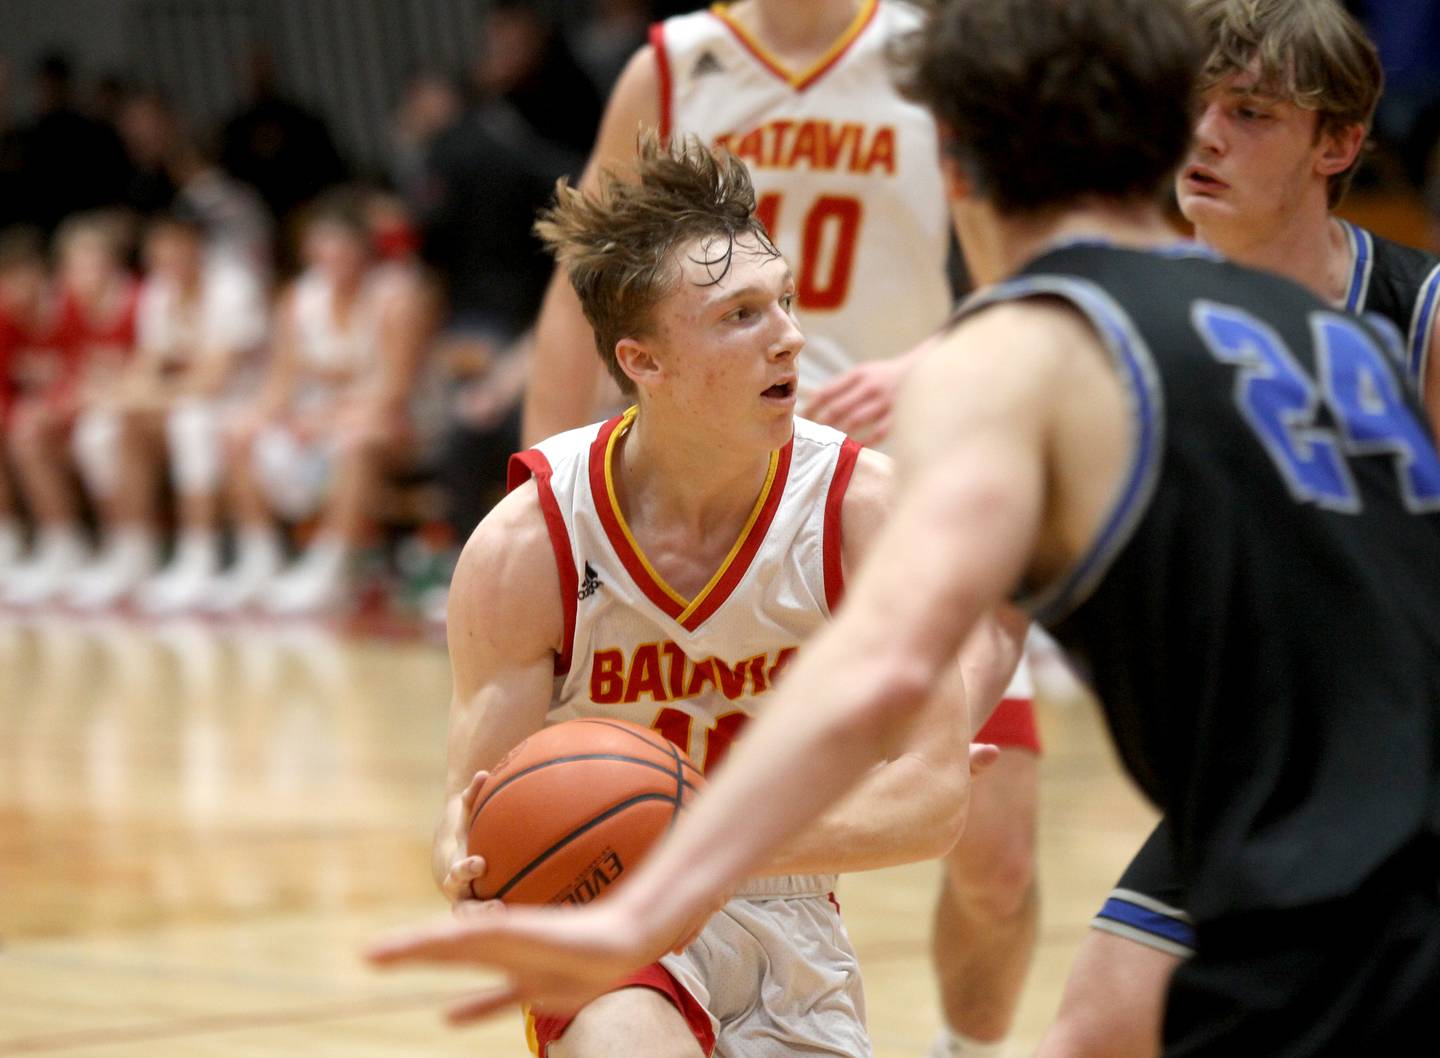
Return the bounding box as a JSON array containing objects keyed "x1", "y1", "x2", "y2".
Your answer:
[
  {"x1": 692, "y1": 50, "x2": 724, "y2": 78},
  {"x1": 578, "y1": 561, "x2": 602, "y2": 600}
]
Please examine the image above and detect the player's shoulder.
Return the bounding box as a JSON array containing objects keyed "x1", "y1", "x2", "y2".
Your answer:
[
  {"x1": 838, "y1": 446, "x2": 894, "y2": 563},
  {"x1": 449, "y1": 481, "x2": 563, "y2": 642},
  {"x1": 842, "y1": 446, "x2": 894, "y2": 516},
  {"x1": 1363, "y1": 223, "x2": 1440, "y2": 274},
  {"x1": 944, "y1": 296, "x2": 1103, "y2": 378}
]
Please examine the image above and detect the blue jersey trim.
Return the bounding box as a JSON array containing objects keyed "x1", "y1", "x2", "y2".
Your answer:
[
  {"x1": 960, "y1": 274, "x2": 1165, "y2": 625},
  {"x1": 1096, "y1": 896, "x2": 1197, "y2": 949},
  {"x1": 1043, "y1": 236, "x2": 1222, "y2": 261},
  {"x1": 1407, "y1": 262, "x2": 1440, "y2": 389},
  {"x1": 1340, "y1": 219, "x2": 1373, "y2": 315}
]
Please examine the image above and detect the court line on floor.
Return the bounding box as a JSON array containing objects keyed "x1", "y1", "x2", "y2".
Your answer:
[{"x1": 0, "y1": 989, "x2": 465, "y2": 1055}]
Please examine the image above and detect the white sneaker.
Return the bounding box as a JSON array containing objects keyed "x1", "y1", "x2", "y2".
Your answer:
[
  {"x1": 263, "y1": 540, "x2": 353, "y2": 617},
  {"x1": 3, "y1": 529, "x2": 91, "y2": 607},
  {"x1": 136, "y1": 535, "x2": 221, "y2": 615},
  {"x1": 204, "y1": 531, "x2": 284, "y2": 614},
  {"x1": 66, "y1": 532, "x2": 161, "y2": 611}
]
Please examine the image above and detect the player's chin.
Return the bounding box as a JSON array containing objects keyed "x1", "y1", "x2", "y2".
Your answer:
[
  {"x1": 1176, "y1": 190, "x2": 1235, "y2": 226},
  {"x1": 759, "y1": 396, "x2": 795, "y2": 429}
]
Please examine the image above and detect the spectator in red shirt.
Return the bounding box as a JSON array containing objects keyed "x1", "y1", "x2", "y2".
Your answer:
[
  {"x1": 5, "y1": 212, "x2": 139, "y2": 606},
  {"x1": 0, "y1": 226, "x2": 56, "y2": 572}
]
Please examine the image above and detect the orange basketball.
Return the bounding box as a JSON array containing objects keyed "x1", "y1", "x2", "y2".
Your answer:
[{"x1": 467, "y1": 718, "x2": 705, "y2": 906}]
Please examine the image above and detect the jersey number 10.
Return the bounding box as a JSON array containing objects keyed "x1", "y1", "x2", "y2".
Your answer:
[
  {"x1": 1194, "y1": 301, "x2": 1440, "y2": 513},
  {"x1": 651, "y1": 708, "x2": 750, "y2": 775},
  {"x1": 756, "y1": 193, "x2": 862, "y2": 311}
]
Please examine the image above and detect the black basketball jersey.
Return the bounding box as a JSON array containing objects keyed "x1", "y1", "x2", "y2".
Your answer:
[
  {"x1": 1339, "y1": 219, "x2": 1440, "y2": 390},
  {"x1": 961, "y1": 242, "x2": 1440, "y2": 921}
]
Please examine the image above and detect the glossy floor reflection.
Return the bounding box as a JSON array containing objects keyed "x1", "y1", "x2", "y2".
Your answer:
[{"x1": 0, "y1": 615, "x2": 1154, "y2": 1056}]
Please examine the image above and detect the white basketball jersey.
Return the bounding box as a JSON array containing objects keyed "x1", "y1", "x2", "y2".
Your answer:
[
  {"x1": 510, "y1": 410, "x2": 861, "y2": 781},
  {"x1": 136, "y1": 261, "x2": 266, "y2": 370},
  {"x1": 653, "y1": 0, "x2": 952, "y2": 394},
  {"x1": 291, "y1": 262, "x2": 411, "y2": 377}
]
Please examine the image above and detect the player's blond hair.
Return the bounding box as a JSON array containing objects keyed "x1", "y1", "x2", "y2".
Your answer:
[
  {"x1": 1189, "y1": 0, "x2": 1383, "y2": 206},
  {"x1": 535, "y1": 132, "x2": 778, "y2": 395}
]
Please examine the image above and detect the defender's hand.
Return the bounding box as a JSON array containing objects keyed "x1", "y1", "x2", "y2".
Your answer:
[
  {"x1": 800, "y1": 357, "x2": 911, "y2": 446},
  {"x1": 368, "y1": 899, "x2": 662, "y2": 1024}
]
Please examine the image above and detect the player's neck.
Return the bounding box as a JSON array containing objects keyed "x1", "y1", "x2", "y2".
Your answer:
[
  {"x1": 727, "y1": 0, "x2": 865, "y2": 65},
  {"x1": 960, "y1": 199, "x2": 1179, "y2": 286},
  {"x1": 1199, "y1": 204, "x2": 1350, "y2": 308},
  {"x1": 614, "y1": 408, "x2": 776, "y2": 538}
]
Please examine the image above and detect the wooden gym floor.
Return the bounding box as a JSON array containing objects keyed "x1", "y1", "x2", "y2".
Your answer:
[{"x1": 0, "y1": 612, "x2": 1156, "y2": 1057}]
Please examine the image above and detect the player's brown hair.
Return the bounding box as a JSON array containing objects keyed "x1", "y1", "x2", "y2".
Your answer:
[
  {"x1": 895, "y1": 0, "x2": 1202, "y2": 214},
  {"x1": 1189, "y1": 0, "x2": 1383, "y2": 207},
  {"x1": 535, "y1": 132, "x2": 778, "y2": 395}
]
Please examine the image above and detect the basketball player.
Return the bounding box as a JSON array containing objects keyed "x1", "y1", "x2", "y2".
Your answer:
[
  {"x1": 1038, "y1": 7, "x2": 1440, "y2": 1055},
  {"x1": 5, "y1": 212, "x2": 140, "y2": 607},
  {"x1": 372, "y1": 1, "x2": 1440, "y2": 1054},
  {"x1": 112, "y1": 208, "x2": 268, "y2": 614},
  {"x1": 209, "y1": 190, "x2": 435, "y2": 616},
  {"x1": 0, "y1": 228, "x2": 53, "y2": 573},
  {"x1": 522, "y1": 8, "x2": 1041, "y2": 1052},
  {"x1": 431, "y1": 135, "x2": 1023, "y2": 1057}
]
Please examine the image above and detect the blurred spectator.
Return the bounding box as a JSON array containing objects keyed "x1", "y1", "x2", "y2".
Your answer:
[
  {"x1": 220, "y1": 49, "x2": 348, "y2": 231},
  {"x1": 213, "y1": 189, "x2": 437, "y2": 617},
  {"x1": 116, "y1": 89, "x2": 179, "y2": 217},
  {"x1": 5, "y1": 212, "x2": 138, "y2": 607},
  {"x1": 0, "y1": 227, "x2": 54, "y2": 571},
  {"x1": 11, "y1": 53, "x2": 132, "y2": 234},
  {"x1": 411, "y1": 68, "x2": 579, "y2": 540},
  {"x1": 90, "y1": 73, "x2": 130, "y2": 126},
  {"x1": 0, "y1": 60, "x2": 26, "y2": 231},
  {"x1": 390, "y1": 70, "x2": 465, "y2": 209},
  {"x1": 417, "y1": 86, "x2": 576, "y2": 337},
  {"x1": 573, "y1": 0, "x2": 649, "y2": 93},
  {"x1": 477, "y1": 0, "x2": 604, "y2": 157},
  {"x1": 114, "y1": 208, "x2": 268, "y2": 614},
  {"x1": 168, "y1": 137, "x2": 274, "y2": 282}
]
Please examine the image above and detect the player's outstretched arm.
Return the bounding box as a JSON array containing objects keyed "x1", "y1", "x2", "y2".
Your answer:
[
  {"x1": 370, "y1": 306, "x2": 1073, "y2": 1018},
  {"x1": 431, "y1": 482, "x2": 564, "y2": 903},
  {"x1": 760, "y1": 449, "x2": 1018, "y2": 875},
  {"x1": 521, "y1": 46, "x2": 660, "y2": 447}
]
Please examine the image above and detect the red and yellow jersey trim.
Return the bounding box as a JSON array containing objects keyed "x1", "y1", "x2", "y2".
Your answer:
[
  {"x1": 523, "y1": 1005, "x2": 541, "y2": 1055},
  {"x1": 589, "y1": 407, "x2": 792, "y2": 632},
  {"x1": 822, "y1": 437, "x2": 863, "y2": 611},
  {"x1": 507, "y1": 449, "x2": 579, "y2": 675},
  {"x1": 649, "y1": 20, "x2": 674, "y2": 141},
  {"x1": 708, "y1": 0, "x2": 879, "y2": 92}
]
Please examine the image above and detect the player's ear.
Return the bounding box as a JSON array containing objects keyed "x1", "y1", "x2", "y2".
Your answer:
[
  {"x1": 935, "y1": 122, "x2": 974, "y2": 203},
  {"x1": 939, "y1": 153, "x2": 973, "y2": 203},
  {"x1": 615, "y1": 335, "x2": 661, "y2": 390},
  {"x1": 1314, "y1": 120, "x2": 1365, "y2": 178}
]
